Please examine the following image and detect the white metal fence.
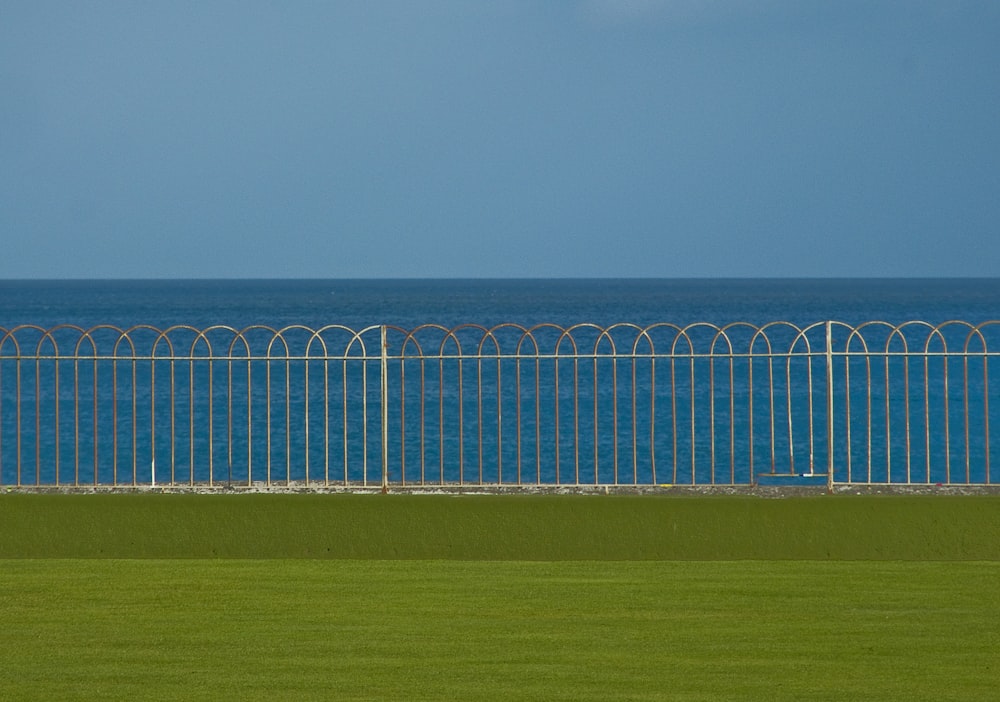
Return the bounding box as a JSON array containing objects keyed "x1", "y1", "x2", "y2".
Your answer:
[{"x1": 1, "y1": 321, "x2": 998, "y2": 488}]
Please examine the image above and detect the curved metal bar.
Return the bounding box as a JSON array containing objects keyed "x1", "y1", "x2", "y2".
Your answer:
[{"x1": 4, "y1": 320, "x2": 999, "y2": 490}]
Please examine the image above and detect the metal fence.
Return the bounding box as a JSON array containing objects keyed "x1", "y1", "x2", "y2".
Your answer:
[{"x1": 1, "y1": 321, "x2": 998, "y2": 488}]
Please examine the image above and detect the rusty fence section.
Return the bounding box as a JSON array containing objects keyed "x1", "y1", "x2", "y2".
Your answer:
[{"x1": 1, "y1": 321, "x2": 998, "y2": 488}]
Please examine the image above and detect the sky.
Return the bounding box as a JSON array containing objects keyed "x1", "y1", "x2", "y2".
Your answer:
[{"x1": 1, "y1": 1, "x2": 998, "y2": 279}]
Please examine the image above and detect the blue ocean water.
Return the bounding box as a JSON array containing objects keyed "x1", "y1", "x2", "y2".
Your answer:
[
  {"x1": 3, "y1": 278, "x2": 1000, "y2": 330},
  {"x1": 2, "y1": 278, "x2": 1000, "y2": 487}
]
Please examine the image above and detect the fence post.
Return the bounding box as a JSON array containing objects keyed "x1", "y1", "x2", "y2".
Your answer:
[
  {"x1": 380, "y1": 325, "x2": 389, "y2": 493},
  {"x1": 825, "y1": 321, "x2": 834, "y2": 492}
]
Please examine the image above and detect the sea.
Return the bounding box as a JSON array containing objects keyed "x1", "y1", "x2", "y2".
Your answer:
[
  {"x1": 2, "y1": 278, "x2": 1000, "y2": 487},
  {"x1": 3, "y1": 278, "x2": 1000, "y2": 330}
]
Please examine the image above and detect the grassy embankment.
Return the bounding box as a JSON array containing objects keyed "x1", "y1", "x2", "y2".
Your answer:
[
  {"x1": 3, "y1": 493, "x2": 999, "y2": 560},
  {"x1": 2, "y1": 494, "x2": 998, "y2": 701}
]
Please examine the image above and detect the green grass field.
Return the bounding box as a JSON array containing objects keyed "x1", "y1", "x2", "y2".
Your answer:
[
  {"x1": 4, "y1": 493, "x2": 1000, "y2": 560},
  {"x1": 2, "y1": 494, "x2": 999, "y2": 700}
]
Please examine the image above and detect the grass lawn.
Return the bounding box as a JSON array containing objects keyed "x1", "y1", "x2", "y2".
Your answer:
[
  {"x1": 4, "y1": 493, "x2": 1000, "y2": 560},
  {"x1": 3, "y1": 494, "x2": 999, "y2": 699},
  {"x1": 2, "y1": 559, "x2": 998, "y2": 701}
]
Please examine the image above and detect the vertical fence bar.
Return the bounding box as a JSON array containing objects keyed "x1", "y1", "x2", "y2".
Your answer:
[
  {"x1": 53, "y1": 348, "x2": 60, "y2": 485},
  {"x1": 709, "y1": 348, "x2": 716, "y2": 484},
  {"x1": 592, "y1": 353, "x2": 601, "y2": 485},
  {"x1": 381, "y1": 325, "x2": 389, "y2": 493},
  {"x1": 246, "y1": 351, "x2": 253, "y2": 487},
  {"x1": 131, "y1": 355, "x2": 137, "y2": 486},
  {"x1": 826, "y1": 321, "x2": 834, "y2": 491},
  {"x1": 495, "y1": 346, "x2": 503, "y2": 484},
  {"x1": 34, "y1": 354, "x2": 41, "y2": 485},
  {"x1": 984, "y1": 342, "x2": 991, "y2": 483},
  {"x1": 649, "y1": 351, "x2": 657, "y2": 486},
  {"x1": 18, "y1": 353, "x2": 23, "y2": 486},
  {"x1": 150, "y1": 349, "x2": 157, "y2": 487},
  {"x1": 283, "y1": 352, "x2": 290, "y2": 486},
  {"x1": 4, "y1": 321, "x2": 1000, "y2": 490}
]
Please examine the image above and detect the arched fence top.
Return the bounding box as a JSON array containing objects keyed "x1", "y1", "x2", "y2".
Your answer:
[
  {"x1": 4, "y1": 317, "x2": 1000, "y2": 490},
  {"x1": 2, "y1": 321, "x2": 1000, "y2": 360}
]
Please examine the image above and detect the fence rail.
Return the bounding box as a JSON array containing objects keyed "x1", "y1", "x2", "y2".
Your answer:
[{"x1": 2, "y1": 321, "x2": 998, "y2": 488}]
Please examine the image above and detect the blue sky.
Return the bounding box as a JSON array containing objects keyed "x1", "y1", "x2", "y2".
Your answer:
[{"x1": 2, "y1": 1, "x2": 998, "y2": 278}]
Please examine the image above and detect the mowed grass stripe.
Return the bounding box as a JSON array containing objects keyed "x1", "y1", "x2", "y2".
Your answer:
[
  {"x1": 1, "y1": 559, "x2": 998, "y2": 702},
  {"x1": 2, "y1": 493, "x2": 1000, "y2": 560}
]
